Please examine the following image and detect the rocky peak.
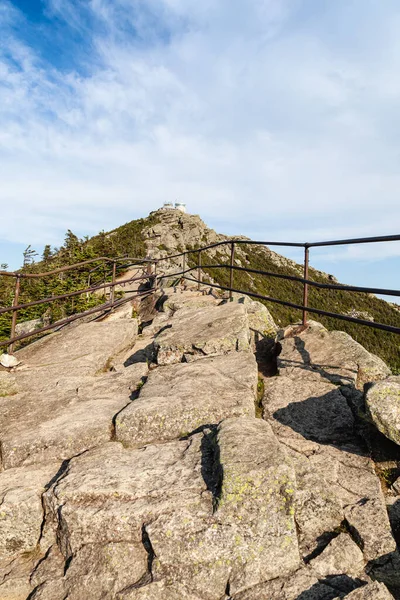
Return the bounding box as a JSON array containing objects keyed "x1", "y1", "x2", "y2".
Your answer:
[{"x1": 1, "y1": 274, "x2": 400, "y2": 598}]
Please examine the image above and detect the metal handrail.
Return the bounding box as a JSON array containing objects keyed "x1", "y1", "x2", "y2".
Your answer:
[
  {"x1": 1, "y1": 233, "x2": 399, "y2": 354},
  {"x1": 156, "y1": 234, "x2": 400, "y2": 336},
  {"x1": 0, "y1": 257, "x2": 156, "y2": 352}
]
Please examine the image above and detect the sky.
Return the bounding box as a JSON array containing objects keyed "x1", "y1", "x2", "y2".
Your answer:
[{"x1": 0, "y1": 0, "x2": 399, "y2": 301}]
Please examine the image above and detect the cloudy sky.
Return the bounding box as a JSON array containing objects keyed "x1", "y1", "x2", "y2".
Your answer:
[{"x1": 1, "y1": 0, "x2": 399, "y2": 297}]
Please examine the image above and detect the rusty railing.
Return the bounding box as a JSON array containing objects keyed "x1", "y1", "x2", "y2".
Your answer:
[
  {"x1": 1, "y1": 233, "x2": 399, "y2": 354},
  {"x1": 156, "y1": 233, "x2": 400, "y2": 335},
  {"x1": 0, "y1": 256, "x2": 156, "y2": 353}
]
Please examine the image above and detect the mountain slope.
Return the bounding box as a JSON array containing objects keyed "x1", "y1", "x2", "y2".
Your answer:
[{"x1": 1, "y1": 208, "x2": 399, "y2": 372}]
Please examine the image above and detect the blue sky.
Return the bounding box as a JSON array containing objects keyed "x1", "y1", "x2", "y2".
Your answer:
[{"x1": 0, "y1": 0, "x2": 399, "y2": 302}]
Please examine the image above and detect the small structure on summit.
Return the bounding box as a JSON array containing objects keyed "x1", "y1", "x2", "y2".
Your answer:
[{"x1": 161, "y1": 202, "x2": 187, "y2": 213}]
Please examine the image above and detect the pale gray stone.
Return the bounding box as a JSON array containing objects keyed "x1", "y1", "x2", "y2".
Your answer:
[
  {"x1": 0, "y1": 462, "x2": 58, "y2": 567},
  {"x1": 116, "y1": 581, "x2": 203, "y2": 600},
  {"x1": 0, "y1": 363, "x2": 147, "y2": 469},
  {"x1": 40, "y1": 418, "x2": 300, "y2": 600},
  {"x1": 0, "y1": 372, "x2": 17, "y2": 397},
  {"x1": 337, "y1": 581, "x2": 394, "y2": 599},
  {"x1": 263, "y1": 373, "x2": 355, "y2": 445},
  {"x1": 230, "y1": 294, "x2": 277, "y2": 337},
  {"x1": 154, "y1": 302, "x2": 250, "y2": 365},
  {"x1": 365, "y1": 376, "x2": 400, "y2": 446},
  {"x1": 15, "y1": 317, "x2": 43, "y2": 336},
  {"x1": 277, "y1": 320, "x2": 391, "y2": 389},
  {"x1": 309, "y1": 533, "x2": 364, "y2": 577},
  {"x1": 345, "y1": 497, "x2": 396, "y2": 562},
  {"x1": 232, "y1": 567, "x2": 338, "y2": 599},
  {"x1": 115, "y1": 352, "x2": 257, "y2": 446},
  {"x1": 0, "y1": 353, "x2": 20, "y2": 368},
  {"x1": 16, "y1": 320, "x2": 138, "y2": 376}
]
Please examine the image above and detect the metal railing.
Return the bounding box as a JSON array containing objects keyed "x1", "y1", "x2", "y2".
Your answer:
[
  {"x1": 0, "y1": 233, "x2": 399, "y2": 354},
  {"x1": 156, "y1": 234, "x2": 400, "y2": 335},
  {"x1": 0, "y1": 256, "x2": 156, "y2": 353}
]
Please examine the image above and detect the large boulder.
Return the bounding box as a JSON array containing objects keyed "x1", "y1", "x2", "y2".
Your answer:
[
  {"x1": 0, "y1": 462, "x2": 59, "y2": 600},
  {"x1": 262, "y1": 373, "x2": 395, "y2": 562},
  {"x1": 0, "y1": 364, "x2": 147, "y2": 469},
  {"x1": 262, "y1": 372, "x2": 355, "y2": 445},
  {"x1": 308, "y1": 533, "x2": 364, "y2": 578},
  {"x1": 154, "y1": 302, "x2": 250, "y2": 365},
  {"x1": 31, "y1": 418, "x2": 299, "y2": 600},
  {"x1": 277, "y1": 321, "x2": 391, "y2": 389},
  {"x1": 229, "y1": 294, "x2": 277, "y2": 339},
  {"x1": 365, "y1": 376, "x2": 400, "y2": 446},
  {"x1": 115, "y1": 352, "x2": 257, "y2": 446},
  {"x1": 15, "y1": 317, "x2": 43, "y2": 337},
  {"x1": 16, "y1": 320, "x2": 138, "y2": 376}
]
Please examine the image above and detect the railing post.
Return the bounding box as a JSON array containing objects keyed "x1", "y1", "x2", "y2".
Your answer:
[
  {"x1": 110, "y1": 260, "x2": 117, "y2": 310},
  {"x1": 302, "y1": 245, "x2": 309, "y2": 326},
  {"x1": 9, "y1": 275, "x2": 21, "y2": 354},
  {"x1": 182, "y1": 253, "x2": 186, "y2": 286},
  {"x1": 229, "y1": 242, "x2": 235, "y2": 300},
  {"x1": 197, "y1": 250, "x2": 202, "y2": 291},
  {"x1": 153, "y1": 261, "x2": 158, "y2": 290}
]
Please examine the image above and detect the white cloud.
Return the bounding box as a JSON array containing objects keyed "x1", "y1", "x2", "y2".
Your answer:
[{"x1": 0, "y1": 0, "x2": 400, "y2": 267}]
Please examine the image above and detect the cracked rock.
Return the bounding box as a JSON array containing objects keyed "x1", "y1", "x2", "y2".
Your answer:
[
  {"x1": 115, "y1": 352, "x2": 257, "y2": 446},
  {"x1": 154, "y1": 302, "x2": 250, "y2": 365}
]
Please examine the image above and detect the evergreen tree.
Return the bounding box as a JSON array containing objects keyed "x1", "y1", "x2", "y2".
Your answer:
[
  {"x1": 42, "y1": 245, "x2": 53, "y2": 264},
  {"x1": 23, "y1": 245, "x2": 38, "y2": 267}
]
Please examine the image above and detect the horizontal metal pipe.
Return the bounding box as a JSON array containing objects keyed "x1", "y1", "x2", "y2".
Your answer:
[
  {"x1": 186, "y1": 263, "x2": 400, "y2": 298},
  {"x1": 0, "y1": 273, "x2": 152, "y2": 315},
  {"x1": 158, "y1": 263, "x2": 400, "y2": 298},
  {"x1": 183, "y1": 276, "x2": 400, "y2": 335},
  {"x1": 154, "y1": 233, "x2": 400, "y2": 261},
  {"x1": 0, "y1": 256, "x2": 154, "y2": 279},
  {"x1": 0, "y1": 289, "x2": 153, "y2": 348},
  {"x1": 156, "y1": 239, "x2": 305, "y2": 262},
  {"x1": 308, "y1": 233, "x2": 400, "y2": 248}
]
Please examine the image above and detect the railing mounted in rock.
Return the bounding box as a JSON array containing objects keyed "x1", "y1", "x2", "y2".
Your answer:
[
  {"x1": 0, "y1": 256, "x2": 156, "y2": 353},
  {"x1": 1, "y1": 233, "x2": 399, "y2": 353}
]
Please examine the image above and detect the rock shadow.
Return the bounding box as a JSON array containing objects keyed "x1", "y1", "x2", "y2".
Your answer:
[
  {"x1": 295, "y1": 575, "x2": 366, "y2": 599},
  {"x1": 124, "y1": 344, "x2": 154, "y2": 367},
  {"x1": 253, "y1": 333, "x2": 278, "y2": 377},
  {"x1": 366, "y1": 545, "x2": 400, "y2": 599},
  {"x1": 200, "y1": 428, "x2": 222, "y2": 510},
  {"x1": 272, "y1": 390, "x2": 363, "y2": 450},
  {"x1": 278, "y1": 336, "x2": 356, "y2": 386}
]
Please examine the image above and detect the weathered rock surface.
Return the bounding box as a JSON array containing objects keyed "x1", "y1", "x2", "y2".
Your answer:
[
  {"x1": 26, "y1": 418, "x2": 300, "y2": 599},
  {"x1": 278, "y1": 320, "x2": 391, "y2": 388},
  {"x1": 263, "y1": 372, "x2": 355, "y2": 445},
  {"x1": 232, "y1": 566, "x2": 352, "y2": 599},
  {"x1": 154, "y1": 302, "x2": 250, "y2": 365},
  {"x1": 16, "y1": 320, "x2": 138, "y2": 376},
  {"x1": 263, "y1": 320, "x2": 396, "y2": 571},
  {"x1": 0, "y1": 363, "x2": 147, "y2": 469},
  {"x1": 116, "y1": 352, "x2": 257, "y2": 446},
  {"x1": 15, "y1": 317, "x2": 43, "y2": 337},
  {"x1": 230, "y1": 293, "x2": 277, "y2": 338},
  {"x1": 0, "y1": 287, "x2": 398, "y2": 600},
  {"x1": 309, "y1": 533, "x2": 364, "y2": 577},
  {"x1": 0, "y1": 462, "x2": 59, "y2": 600},
  {"x1": 0, "y1": 317, "x2": 143, "y2": 470},
  {"x1": 338, "y1": 582, "x2": 394, "y2": 599},
  {"x1": 365, "y1": 376, "x2": 400, "y2": 446},
  {"x1": 0, "y1": 371, "x2": 17, "y2": 396}
]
